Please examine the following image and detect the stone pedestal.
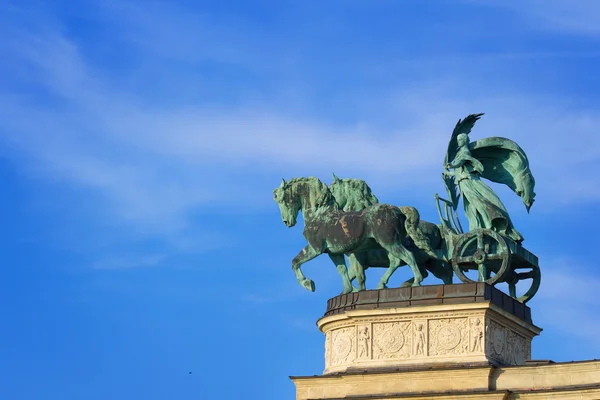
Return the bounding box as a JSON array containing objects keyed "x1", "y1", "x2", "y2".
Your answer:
[
  {"x1": 291, "y1": 284, "x2": 600, "y2": 399},
  {"x1": 319, "y1": 283, "x2": 540, "y2": 374}
]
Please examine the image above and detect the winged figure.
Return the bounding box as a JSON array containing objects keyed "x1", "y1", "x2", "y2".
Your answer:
[{"x1": 443, "y1": 113, "x2": 536, "y2": 243}]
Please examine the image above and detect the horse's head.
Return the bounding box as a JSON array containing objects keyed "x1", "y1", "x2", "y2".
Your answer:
[
  {"x1": 274, "y1": 177, "x2": 335, "y2": 226},
  {"x1": 273, "y1": 178, "x2": 300, "y2": 227}
]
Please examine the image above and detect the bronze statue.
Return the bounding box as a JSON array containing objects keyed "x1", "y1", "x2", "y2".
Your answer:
[
  {"x1": 330, "y1": 175, "x2": 452, "y2": 290},
  {"x1": 274, "y1": 113, "x2": 541, "y2": 303},
  {"x1": 442, "y1": 113, "x2": 535, "y2": 243}
]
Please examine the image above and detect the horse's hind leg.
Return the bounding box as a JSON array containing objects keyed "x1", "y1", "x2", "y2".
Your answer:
[
  {"x1": 379, "y1": 244, "x2": 423, "y2": 288},
  {"x1": 347, "y1": 254, "x2": 357, "y2": 284},
  {"x1": 349, "y1": 253, "x2": 367, "y2": 291},
  {"x1": 401, "y1": 266, "x2": 428, "y2": 288},
  {"x1": 377, "y1": 250, "x2": 401, "y2": 290},
  {"x1": 430, "y1": 260, "x2": 453, "y2": 285},
  {"x1": 403, "y1": 259, "x2": 452, "y2": 287}
]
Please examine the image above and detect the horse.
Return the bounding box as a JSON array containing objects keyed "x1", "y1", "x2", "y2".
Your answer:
[
  {"x1": 329, "y1": 174, "x2": 453, "y2": 290},
  {"x1": 273, "y1": 177, "x2": 426, "y2": 294}
]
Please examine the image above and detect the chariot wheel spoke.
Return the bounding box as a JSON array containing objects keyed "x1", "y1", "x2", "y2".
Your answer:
[
  {"x1": 517, "y1": 271, "x2": 534, "y2": 280},
  {"x1": 477, "y1": 263, "x2": 489, "y2": 281},
  {"x1": 454, "y1": 256, "x2": 475, "y2": 265},
  {"x1": 509, "y1": 283, "x2": 517, "y2": 298},
  {"x1": 517, "y1": 264, "x2": 541, "y2": 304}
]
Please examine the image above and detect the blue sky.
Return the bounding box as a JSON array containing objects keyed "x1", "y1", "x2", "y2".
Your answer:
[{"x1": 2, "y1": 0, "x2": 600, "y2": 399}]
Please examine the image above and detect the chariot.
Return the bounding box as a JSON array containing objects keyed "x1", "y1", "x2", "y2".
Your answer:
[{"x1": 434, "y1": 194, "x2": 540, "y2": 303}]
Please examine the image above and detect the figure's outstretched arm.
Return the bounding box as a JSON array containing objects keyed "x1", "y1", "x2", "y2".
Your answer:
[
  {"x1": 442, "y1": 168, "x2": 455, "y2": 178},
  {"x1": 448, "y1": 158, "x2": 466, "y2": 169}
]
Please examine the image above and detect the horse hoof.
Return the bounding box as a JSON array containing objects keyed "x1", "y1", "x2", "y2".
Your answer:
[
  {"x1": 341, "y1": 286, "x2": 353, "y2": 295},
  {"x1": 411, "y1": 281, "x2": 423, "y2": 287},
  {"x1": 376, "y1": 283, "x2": 387, "y2": 290},
  {"x1": 302, "y1": 279, "x2": 316, "y2": 292}
]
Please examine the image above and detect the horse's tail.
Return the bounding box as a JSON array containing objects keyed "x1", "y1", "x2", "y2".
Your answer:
[{"x1": 400, "y1": 206, "x2": 435, "y2": 258}]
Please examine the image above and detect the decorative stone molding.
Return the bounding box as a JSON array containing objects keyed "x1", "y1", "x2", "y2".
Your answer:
[
  {"x1": 318, "y1": 284, "x2": 541, "y2": 374},
  {"x1": 292, "y1": 360, "x2": 600, "y2": 400}
]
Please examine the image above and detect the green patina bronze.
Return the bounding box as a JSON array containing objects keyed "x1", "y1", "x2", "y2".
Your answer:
[
  {"x1": 274, "y1": 113, "x2": 541, "y2": 303},
  {"x1": 330, "y1": 173, "x2": 379, "y2": 212},
  {"x1": 442, "y1": 113, "x2": 535, "y2": 242},
  {"x1": 330, "y1": 175, "x2": 452, "y2": 290},
  {"x1": 273, "y1": 177, "x2": 430, "y2": 294}
]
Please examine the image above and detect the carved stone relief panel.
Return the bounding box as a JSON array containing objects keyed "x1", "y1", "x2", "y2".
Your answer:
[
  {"x1": 356, "y1": 324, "x2": 371, "y2": 360},
  {"x1": 372, "y1": 321, "x2": 412, "y2": 360},
  {"x1": 469, "y1": 317, "x2": 485, "y2": 353},
  {"x1": 412, "y1": 320, "x2": 427, "y2": 356},
  {"x1": 505, "y1": 329, "x2": 527, "y2": 365},
  {"x1": 330, "y1": 327, "x2": 356, "y2": 367},
  {"x1": 324, "y1": 331, "x2": 331, "y2": 367},
  {"x1": 524, "y1": 338, "x2": 532, "y2": 362},
  {"x1": 486, "y1": 318, "x2": 529, "y2": 365},
  {"x1": 487, "y1": 318, "x2": 506, "y2": 361},
  {"x1": 428, "y1": 317, "x2": 469, "y2": 356},
  {"x1": 321, "y1": 308, "x2": 535, "y2": 373}
]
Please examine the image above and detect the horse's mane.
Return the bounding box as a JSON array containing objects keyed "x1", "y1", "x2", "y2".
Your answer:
[
  {"x1": 287, "y1": 177, "x2": 322, "y2": 185},
  {"x1": 288, "y1": 177, "x2": 336, "y2": 208},
  {"x1": 331, "y1": 177, "x2": 379, "y2": 211}
]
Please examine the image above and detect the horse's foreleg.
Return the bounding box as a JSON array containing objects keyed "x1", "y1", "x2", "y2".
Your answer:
[
  {"x1": 292, "y1": 245, "x2": 321, "y2": 292},
  {"x1": 328, "y1": 253, "x2": 353, "y2": 295}
]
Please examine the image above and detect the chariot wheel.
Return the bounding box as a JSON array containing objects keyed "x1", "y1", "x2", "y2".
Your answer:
[
  {"x1": 505, "y1": 263, "x2": 541, "y2": 304},
  {"x1": 451, "y1": 229, "x2": 511, "y2": 285}
]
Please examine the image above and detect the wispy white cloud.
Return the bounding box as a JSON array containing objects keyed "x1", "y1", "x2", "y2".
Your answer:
[
  {"x1": 533, "y1": 257, "x2": 600, "y2": 346},
  {"x1": 467, "y1": 0, "x2": 600, "y2": 37},
  {"x1": 524, "y1": 1, "x2": 600, "y2": 36},
  {"x1": 2, "y1": 0, "x2": 600, "y2": 241},
  {"x1": 92, "y1": 0, "x2": 278, "y2": 70}
]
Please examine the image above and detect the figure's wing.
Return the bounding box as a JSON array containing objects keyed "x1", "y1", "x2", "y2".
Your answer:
[
  {"x1": 444, "y1": 113, "x2": 485, "y2": 166},
  {"x1": 443, "y1": 113, "x2": 484, "y2": 210},
  {"x1": 469, "y1": 137, "x2": 536, "y2": 212}
]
